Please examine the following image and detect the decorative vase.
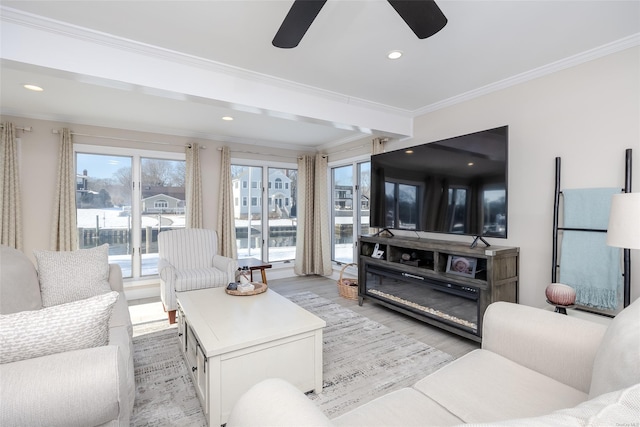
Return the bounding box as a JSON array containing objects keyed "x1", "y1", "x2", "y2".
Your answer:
[{"x1": 545, "y1": 283, "x2": 576, "y2": 306}]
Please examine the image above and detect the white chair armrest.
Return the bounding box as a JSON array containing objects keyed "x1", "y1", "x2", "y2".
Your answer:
[
  {"x1": 0, "y1": 346, "x2": 129, "y2": 426},
  {"x1": 212, "y1": 255, "x2": 238, "y2": 282},
  {"x1": 157, "y1": 258, "x2": 175, "y2": 282},
  {"x1": 482, "y1": 302, "x2": 607, "y2": 392},
  {"x1": 158, "y1": 258, "x2": 178, "y2": 311}
]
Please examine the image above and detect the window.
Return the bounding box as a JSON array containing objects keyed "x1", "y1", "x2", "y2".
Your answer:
[
  {"x1": 268, "y1": 167, "x2": 297, "y2": 262},
  {"x1": 231, "y1": 163, "x2": 297, "y2": 263},
  {"x1": 75, "y1": 146, "x2": 185, "y2": 279},
  {"x1": 154, "y1": 200, "x2": 168, "y2": 209},
  {"x1": 331, "y1": 160, "x2": 370, "y2": 264},
  {"x1": 233, "y1": 166, "x2": 263, "y2": 260}
]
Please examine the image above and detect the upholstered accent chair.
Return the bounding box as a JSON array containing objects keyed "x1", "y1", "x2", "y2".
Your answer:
[{"x1": 158, "y1": 228, "x2": 237, "y2": 323}]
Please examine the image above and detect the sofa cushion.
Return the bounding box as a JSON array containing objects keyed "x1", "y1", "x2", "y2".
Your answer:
[
  {"x1": 413, "y1": 349, "x2": 588, "y2": 424},
  {"x1": 332, "y1": 387, "x2": 463, "y2": 427},
  {"x1": 589, "y1": 297, "x2": 640, "y2": 398},
  {"x1": 463, "y1": 383, "x2": 640, "y2": 427},
  {"x1": 109, "y1": 291, "x2": 133, "y2": 337},
  {"x1": 0, "y1": 291, "x2": 118, "y2": 364},
  {"x1": 34, "y1": 244, "x2": 111, "y2": 307},
  {"x1": 0, "y1": 245, "x2": 42, "y2": 314}
]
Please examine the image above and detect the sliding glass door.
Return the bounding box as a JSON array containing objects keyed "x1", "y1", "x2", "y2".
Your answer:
[
  {"x1": 331, "y1": 160, "x2": 370, "y2": 264},
  {"x1": 75, "y1": 146, "x2": 185, "y2": 278}
]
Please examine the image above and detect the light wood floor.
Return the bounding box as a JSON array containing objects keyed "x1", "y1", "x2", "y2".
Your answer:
[{"x1": 128, "y1": 275, "x2": 479, "y2": 359}]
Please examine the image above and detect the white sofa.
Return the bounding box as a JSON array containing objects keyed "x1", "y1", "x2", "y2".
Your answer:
[
  {"x1": 0, "y1": 245, "x2": 135, "y2": 426},
  {"x1": 227, "y1": 298, "x2": 640, "y2": 426},
  {"x1": 158, "y1": 228, "x2": 237, "y2": 323}
]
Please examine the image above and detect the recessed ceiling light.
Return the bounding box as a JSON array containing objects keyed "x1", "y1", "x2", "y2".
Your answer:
[
  {"x1": 222, "y1": 116, "x2": 234, "y2": 121},
  {"x1": 468, "y1": 162, "x2": 474, "y2": 166},
  {"x1": 387, "y1": 50, "x2": 403, "y2": 60},
  {"x1": 23, "y1": 84, "x2": 44, "y2": 92},
  {"x1": 405, "y1": 149, "x2": 414, "y2": 154}
]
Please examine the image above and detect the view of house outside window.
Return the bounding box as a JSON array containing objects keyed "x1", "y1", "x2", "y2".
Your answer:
[
  {"x1": 267, "y1": 167, "x2": 297, "y2": 262},
  {"x1": 232, "y1": 164, "x2": 297, "y2": 262},
  {"x1": 76, "y1": 151, "x2": 185, "y2": 278}
]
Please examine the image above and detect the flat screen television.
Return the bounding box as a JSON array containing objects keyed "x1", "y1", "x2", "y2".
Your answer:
[{"x1": 370, "y1": 126, "x2": 508, "y2": 239}]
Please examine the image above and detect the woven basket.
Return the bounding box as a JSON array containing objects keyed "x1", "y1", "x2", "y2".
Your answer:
[{"x1": 337, "y1": 263, "x2": 358, "y2": 300}]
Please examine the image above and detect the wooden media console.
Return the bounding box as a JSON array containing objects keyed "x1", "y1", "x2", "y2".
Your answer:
[{"x1": 358, "y1": 235, "x2": 519, "y2": 342}]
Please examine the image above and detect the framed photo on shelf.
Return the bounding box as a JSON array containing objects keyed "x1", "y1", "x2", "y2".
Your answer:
[{"x1": 446, "y1": 255, "x2": 477, "y2": 278}]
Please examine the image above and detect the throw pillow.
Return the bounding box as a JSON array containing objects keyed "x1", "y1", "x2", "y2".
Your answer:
[
  {"x1": 34, "y1": 244, "x2": 111, "y2": 307},
  {"x1": 0, "y1": 291, "x2": 119, "y2": 364},
  {"x1": 0, "y1": 245, "x2": 42, "y2": 314}
]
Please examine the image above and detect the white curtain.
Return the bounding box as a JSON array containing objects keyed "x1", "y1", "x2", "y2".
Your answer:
[
  {"x1": 50, "y1": 128, "x2": 78, "y2": 251},
  {"x1": 217, "y1": 146, "x2": 237, "y2": 258},
  {"x1": 295, "y1": 154, "x2": 332, "y2": 276},
  {"x1": 185, "y1": 143, "x2": 203, "y2": 228},
  {"x1": 0, "y1": 123, "x2": 23, "y2": 249},
  {"x1": 372, "y1": 137, "x2": 385, "y2": 155}
]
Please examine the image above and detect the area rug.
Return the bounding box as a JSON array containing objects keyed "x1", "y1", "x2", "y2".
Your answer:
[
  {"x1": 130, "y1": 292, "x2": 454, "y2": 425},
  {"x1": 289, "y1": 291, "x2": 454, "y2": 418},
  {"x1": 130, "y1": 321, "x2": 207, "y2": 427}
]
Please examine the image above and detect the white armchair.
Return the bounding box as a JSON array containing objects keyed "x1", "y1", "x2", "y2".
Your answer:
[{"x1": 158, "y1": 228, "x2": 237, "y2": 323}]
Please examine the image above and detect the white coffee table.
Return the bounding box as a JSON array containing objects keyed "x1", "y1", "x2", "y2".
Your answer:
[{"x1": 176, "y1": 287, "x2": 326, "y2": 426}]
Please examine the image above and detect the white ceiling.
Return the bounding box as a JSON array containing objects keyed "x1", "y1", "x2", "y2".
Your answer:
[{"x1": 1, "y1": 1, "x2": 639, "y2": 150}]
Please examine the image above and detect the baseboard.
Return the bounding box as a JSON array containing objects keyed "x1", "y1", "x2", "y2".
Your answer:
[
  {"x1": 124, "y1": 283, "x2": 160, "y2": 301},
  {"x1": 121, "y1": 262, "x2": 357, "y2": 301}
]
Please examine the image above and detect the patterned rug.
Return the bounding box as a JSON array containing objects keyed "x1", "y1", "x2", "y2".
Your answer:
[
  {"x1": 130, "y1": 322, "x2": 207, "y2": 427},
  {"x1": 289, "y1": 292, "x2": 454, "y2": 418},
  {"x1": 130, "y1": 292, "x2": 454, "y2": 425}
]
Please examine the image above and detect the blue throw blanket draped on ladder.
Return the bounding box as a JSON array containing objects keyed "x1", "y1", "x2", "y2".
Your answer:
[{"x1": 559, "y1": 188, "x2": 622, "y2": 310}]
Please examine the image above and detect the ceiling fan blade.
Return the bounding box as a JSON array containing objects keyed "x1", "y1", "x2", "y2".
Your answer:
[
  {"x1": 273, "y1": 0, "x2": 327, "y2": 48},
  {"x1": 387, "y1": 0, "x2": 447, "y2": 39}
]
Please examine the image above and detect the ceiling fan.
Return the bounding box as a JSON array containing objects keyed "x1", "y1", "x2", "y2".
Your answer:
[{"x1": 272, "y1": 0, "x2": 448, "y2": 49}]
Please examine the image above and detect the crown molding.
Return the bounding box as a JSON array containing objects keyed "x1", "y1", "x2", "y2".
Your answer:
[{"x1": 414, "y1": 33, "x2": 640, "y2": 116}]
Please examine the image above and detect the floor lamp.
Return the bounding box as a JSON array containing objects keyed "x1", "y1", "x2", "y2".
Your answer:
[{"x1": 607, "y1": 192, "x2": 640, "y2": 307}]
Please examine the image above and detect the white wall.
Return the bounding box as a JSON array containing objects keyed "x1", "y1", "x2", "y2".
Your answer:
[{"x1": 384, "y1": 46, "x2": 640, "y2": 308}]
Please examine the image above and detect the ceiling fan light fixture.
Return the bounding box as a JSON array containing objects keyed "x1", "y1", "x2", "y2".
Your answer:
[
  {"x1": 387, "y1": 50, "x2": 403, "y2": 60},
  {"x1": 273, "y1": 0, "x2": 327, "y2": 48},
  {"x1": 272, "y1": 0, "x2": 446, "y2": 49},
  {"x1": 387, "y1": 0, "x2": 448, "y2": 39}
]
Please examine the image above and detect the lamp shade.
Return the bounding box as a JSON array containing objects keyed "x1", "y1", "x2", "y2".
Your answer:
[{"x1": 607, "y1": 193, "x2": 640, "y2": 249}]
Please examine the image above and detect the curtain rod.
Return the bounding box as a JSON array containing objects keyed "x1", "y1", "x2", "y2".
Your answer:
[
  {"x1": 51, "y1": 129, "x2": 205, "y2": 149},
  {"x1": 0, "y1": 125, "x2": 32, "y2": 132}
]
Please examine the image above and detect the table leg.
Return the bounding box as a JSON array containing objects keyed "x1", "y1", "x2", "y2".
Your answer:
[{"x1": 261, "y1": 268, "x2": 268, "y2": 284}]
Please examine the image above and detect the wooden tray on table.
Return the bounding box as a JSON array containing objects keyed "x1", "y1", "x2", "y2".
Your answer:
[{"x1": 225, "y1": 282, "x2": 267, "y2": 296}]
